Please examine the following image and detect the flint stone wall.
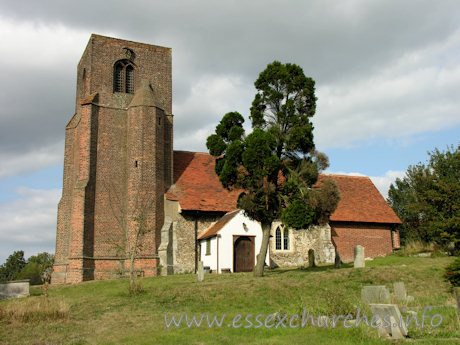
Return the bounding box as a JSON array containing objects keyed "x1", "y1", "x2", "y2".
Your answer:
[{"x1": 270, "y1": 223, "x2": 335, "y2": 268}]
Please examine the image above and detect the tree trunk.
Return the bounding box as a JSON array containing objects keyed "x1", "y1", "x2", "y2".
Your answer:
[
  {"x1": 129, "y1": 229, "x2": 140, "y2": 295},
  {"x1": 129, "y1": 251, "x2": 136, "y2": 294},
  {"x1": 253, "y1": 222, "x2": 271, "y2": 277}
]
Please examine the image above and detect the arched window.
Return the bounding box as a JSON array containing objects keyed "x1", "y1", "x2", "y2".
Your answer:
[
  {"x1": 283, "y1": 228, "x2": 289, "y2": 250},
  {"x1": 126, "y1": 65, "x2": 134, "y2": 93},
  {"x1": 113, "y1": 60, "x2": 135, "y2": 94},
  {"x1": 275, "y1": 227, "x2": 281, "y2": 250}
]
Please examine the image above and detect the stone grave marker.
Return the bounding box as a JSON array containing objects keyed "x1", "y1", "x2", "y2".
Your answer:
[
  {"x1": 197, "y1": 261, "x2": 204, "y2": 282},
  {"x1": 393, "y1": 282, "x2": 407, "y2": 300},
  {"x1": 334, "y1": 250, "x2": 341, "y2": 268},
  {"x1": 308, "y1": 249, "x2": 316, "y2": 268},
  {"x1": 369, "y1": 303, "x2": 408, "y2": 339},
  {"x1": 393, "y1": 282, "x2": 414, "y2": 302},
  {"x1": 354, "y1": 245, "x2": 365, "y2": 268},
  {"x1": 362, "y1": 286, "x2": 391, "y2": 304}
]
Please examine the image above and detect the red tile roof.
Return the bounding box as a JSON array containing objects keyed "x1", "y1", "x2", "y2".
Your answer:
[
  {"x1": 165, "y1": 151, "x2": 241, "y2": 212},
  {"x1": 197, "y1": 210, "x2": 240, "y2": 240},
  {"x1": 317, "y1": 175, "x2": 401, "y2": 224},
  {"x1": 167, "y1": 151, "x2": 401, "y2": 224}
]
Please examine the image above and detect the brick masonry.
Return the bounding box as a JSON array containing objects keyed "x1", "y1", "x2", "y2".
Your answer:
[
  {"x1": 330, "y1": 221, "x2": 400, "y2": 262},
  {"x1": 52, "y1": 35, "x2": 172, "y2": 283}
]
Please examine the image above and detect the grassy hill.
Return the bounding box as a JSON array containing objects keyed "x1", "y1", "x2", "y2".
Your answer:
[{"x1": 1, "y1": 256, "x2": 459, "y2": 344}]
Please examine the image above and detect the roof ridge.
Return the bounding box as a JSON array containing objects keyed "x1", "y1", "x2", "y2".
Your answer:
[
  {"x1": 321, "y1": 173, "x2": 370, "y2": 179},
  {"x1": 173, "y1": 150, "x2": 210, "y2": 155}
]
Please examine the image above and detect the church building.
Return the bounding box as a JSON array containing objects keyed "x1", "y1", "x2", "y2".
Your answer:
[{"x1": 52, "y1": 35, "x2": 401, "y2": 284}]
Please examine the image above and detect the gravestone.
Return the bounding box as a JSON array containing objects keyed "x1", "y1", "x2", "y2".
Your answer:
[
  {"x1": 393, "y1": 282, "x2": 414, "y2": 302},
  {"x1": 369, "y1": 303, "x2": 408, "y2": 339},
  {"x1": 334, "y1": 250, "x2": 341, "y2": 268},
  {"x1": 0, "y1": 280, "x2": 30, "y2": 300},
  {"x1": 197, "y1": 261, "x2": 204, "y2": 282},
  {"x1": 354, "y1": 245, "x2": 365, "y2": 268},
  {"x1": 393, "y1": 282, "x2": 407, "y2": 300},
  {"x1": 362, "y1": 286, "x2": 391, "y2": 304},
  {"x1": 308, "y1": 249, "x2": 316, "y2": 268}
]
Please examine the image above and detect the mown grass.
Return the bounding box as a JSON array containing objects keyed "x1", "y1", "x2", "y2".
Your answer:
[{"x1": 0, "y1": 256, "x2": 459, "y2": 344}]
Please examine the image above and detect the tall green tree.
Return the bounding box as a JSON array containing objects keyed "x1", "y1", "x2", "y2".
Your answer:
[
  {"x1": 207, "y1": 61, "x2": 340, "y2": 277},
  {"x1": 0, "y1": 250, "x2": 26, "y2": 282},
  {"x1": 388, "y1": 144, "x2": 460, "y2": 246}
]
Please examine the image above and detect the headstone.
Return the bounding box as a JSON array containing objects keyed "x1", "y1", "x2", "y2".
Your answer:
[
  {"x1": 354, "y1": 245, "x2": 365, "y2": 268},
  {"x1": 334, "y1": 250, "x2": 341, "y2": 269},
  {"x1": 308, "y1": 249, "x2": 316, "y2": 268},
  {"x1": 393, "y1": 282, "x2": 414, "y2": 302},
  {"x1": 393, "y1": 282, "x2": 407, "y2": 300},
  {"x1": 0, "y1": 280, "x2": 30, "y2": 300},
  {"x1": 197, "y1": 261, "x2": 204, "y2": 282},
  {"x1": 362, "y1": 286, "x2": 391, "y2": 304},
  {"x1": 369, "y1": 304, "x2": 408, "y2": 339}
]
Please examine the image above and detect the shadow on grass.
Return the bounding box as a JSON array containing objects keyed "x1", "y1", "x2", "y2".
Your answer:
[{"x1": 265, "y1": 262, "x2": 354, "y2": 275}]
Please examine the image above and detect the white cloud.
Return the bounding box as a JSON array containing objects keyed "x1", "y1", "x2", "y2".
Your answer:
[
  {"x1": 173, "y1": 74, "x2": 253, "y2": 151},
  {"x1": 0, "y1": 141, "x2": 63, "y2": 178},
  {"x1": 314, "y1": 28, "x2": 460, "y2": 149},
  {"x1": 0, "y1": 187, "x2": 60, "y2": 263},
  {"x1": 369, "y1": 170, "x2": 406, "y2": 199},
  {"x1": 0, "y1": 16, "x2": 90, "y2": 70}
]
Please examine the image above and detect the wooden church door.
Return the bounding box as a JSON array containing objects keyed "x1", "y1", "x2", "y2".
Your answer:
[{"x1": 233, "y1": 236, "x2": 255, "y2": 272}]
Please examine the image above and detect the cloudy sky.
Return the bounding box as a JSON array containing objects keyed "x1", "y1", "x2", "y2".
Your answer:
[{"x1": 0, "y1": 0, "x2": 459, "y2": 263}]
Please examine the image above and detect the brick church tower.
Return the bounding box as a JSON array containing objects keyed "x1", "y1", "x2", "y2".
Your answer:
[{"x1": 52, "y1": 35, "x2": 173, "y2": 283}]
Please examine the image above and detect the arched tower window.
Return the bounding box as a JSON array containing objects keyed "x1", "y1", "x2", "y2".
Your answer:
[
  {"x1": 113, "y1": 60, "x2": 135, "y2": 94},
  {"x1": 126, "y1": 65, "x2": 134, "y2": 93},
  {"x1": 275, "y1": 227, "x2": 281, "y2": 250},
  {"x1": 283, "y1": 228, "x2": 289, "y2": 250}
]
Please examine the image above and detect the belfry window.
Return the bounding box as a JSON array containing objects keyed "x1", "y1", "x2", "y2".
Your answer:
[{"x1": 114, "y1": 60, "x2": 135, "y2": 94}]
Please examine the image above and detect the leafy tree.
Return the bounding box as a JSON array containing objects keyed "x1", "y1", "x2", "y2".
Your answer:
[
  {"x1": 27, "y1": 252, "x2": 54, "y2": 270},
  {"x1": 388, "y1": 144, "x2": 460, "y2": 247},
  {"x1": 207, "y1": 61, "x2": 340, "y2": 277},
  {"x1": 0, "y1": 250, "x2": 26, "y2": 282},
  {"x1": 17, "y1": 252, "x2": 54, "y2": 285},
  {"x1": 17, "y1": 262, "x2": 42, "y2": 285}
]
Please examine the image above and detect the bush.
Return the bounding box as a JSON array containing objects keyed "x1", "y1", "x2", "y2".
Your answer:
[
  {"x1": 396, "y1": 240, "x2": 436, "y2": 256},
  {"x1": 17, "y1": 262, "x2": 42, "y2": 285},
  {"x1": 444, "y1": 257, "x2": 460, "y2": 287},
  {"x1": 128, "y1": 279, "x2": 145, "y2": 296}
]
